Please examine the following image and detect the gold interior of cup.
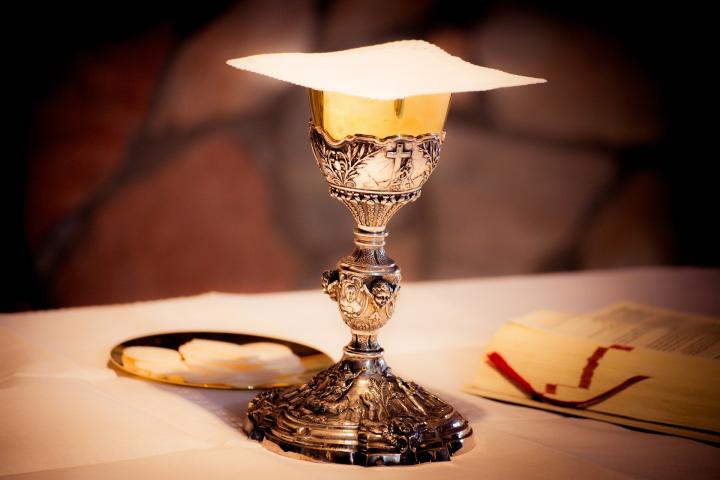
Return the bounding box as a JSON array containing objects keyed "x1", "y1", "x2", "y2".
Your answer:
[{"x1": 309, "y1": 89, "x2": 451, "y2": 141}]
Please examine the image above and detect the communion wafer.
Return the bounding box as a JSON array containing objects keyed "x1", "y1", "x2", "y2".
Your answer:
[
  {"x1": 122, "y1": 346, "x2": 182, "y2": 365},
  {"x1": 179, "y1": 339, "x2": 297, "y2": 367}
]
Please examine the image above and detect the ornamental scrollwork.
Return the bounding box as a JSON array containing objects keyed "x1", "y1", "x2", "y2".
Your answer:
[
  {"x1": 310, "y1": 124, "x2": 443, "y2": 194},
  {"x1": 247, "y1": 362, "x2": 461, "y2": 453},
  {"x1": 310, "y1": 128, "x2": 383, "y2": 188},
  {"x1": 419, "y1": 138, "x2": 441, "y2": 182}
]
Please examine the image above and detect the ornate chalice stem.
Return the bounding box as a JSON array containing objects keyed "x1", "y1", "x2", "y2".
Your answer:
[
  {"x1": 243, "y1": 122, "x2": 473, "y2": 466},
  {"x1": 321, "y1": 227, "x2": 398, "y2": 355}
]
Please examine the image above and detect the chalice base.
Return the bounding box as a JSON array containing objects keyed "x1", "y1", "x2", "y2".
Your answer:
[{"x1": 244, "y1": 347, "x2": 473, "y2": 466}]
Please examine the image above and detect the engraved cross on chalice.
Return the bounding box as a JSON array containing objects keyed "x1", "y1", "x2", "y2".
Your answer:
[{"x1": 243, "y1": 90, "x2": 474, "y2": 466}]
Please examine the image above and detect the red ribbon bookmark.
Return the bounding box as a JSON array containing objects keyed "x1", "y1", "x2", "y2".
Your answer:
[{"x1": 486, "y1": 351, "x2": 649, "y2": 409}]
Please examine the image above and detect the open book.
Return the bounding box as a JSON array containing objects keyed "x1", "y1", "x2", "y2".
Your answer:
[{"x1": 464, "y1": 303, "x2": 720, "y2": 443}]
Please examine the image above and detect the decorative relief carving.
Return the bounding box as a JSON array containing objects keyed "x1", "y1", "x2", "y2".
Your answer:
[
  {"x1": 328, "y1": 186, "x2": 421, "y2": 229},
  {"x1": 321, "y1": 269, "x2": 339, "y2": 301},
  {"x1": 246, "y1": 358, "x2": 468, "y2": 457},
  {"x1": 338, "y1": 274, "x2": 369, "y2": 320},
  {"x1": 418, "y1": 138, "x2": 441, "y2": 182},
  {"x1": 322, "y1": 270, "x2": 399, "y2": 333},
  {"x1": 386, "y1": 142, "x2": 415, "y2": 191},
  {"x1": 310, "y1": 127, "x2": 383, "y2": 188},
  {"x1": 370, "y1": 280, "x2": 392, "y2": 307},
  {"x1": 310, "y1": 124, "x2": 443, "y2": 194}
]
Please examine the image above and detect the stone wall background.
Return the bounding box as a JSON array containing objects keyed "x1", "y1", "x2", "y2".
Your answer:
[{"x1": 5, "y1": 1, "x2": 718, "y2": 310}]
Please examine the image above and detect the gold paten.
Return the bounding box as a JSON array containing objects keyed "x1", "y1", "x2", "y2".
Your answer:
[{"x1": 109, "y1": 332, "x2": 333, "y2": 390}]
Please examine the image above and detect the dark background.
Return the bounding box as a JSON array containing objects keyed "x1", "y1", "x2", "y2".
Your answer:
[{"x1": 4, "y1": 0, "x2": 718, "y2": 311}]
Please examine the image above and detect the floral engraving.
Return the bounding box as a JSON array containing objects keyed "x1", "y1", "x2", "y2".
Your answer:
[
  {"x1": 418, "y1": 139, "x2": 441, "y2": 182},
  {"x1": 310, "y1": 128, "x2": 383, "y2": 188},
  {"x1": 310, "y1": 125, "x2": 443, "y2": 193}
]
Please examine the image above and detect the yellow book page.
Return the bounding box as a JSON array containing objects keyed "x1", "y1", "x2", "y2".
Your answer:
[
  {"x1": 517, "y1": 303, "x2": 720, "y2": 359},
  {"x1": 465, "y1": 308, "x2": 720, "y2": 438}
]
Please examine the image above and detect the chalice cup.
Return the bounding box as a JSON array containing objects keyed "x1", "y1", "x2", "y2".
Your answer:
[{"x1": 244, "y1": 89, "x2": 473, "y2": 465}]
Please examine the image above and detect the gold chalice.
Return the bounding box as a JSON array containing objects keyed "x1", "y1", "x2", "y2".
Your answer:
[{"x1": 243, "y1": 90, "x2": 473, "y2": 465}]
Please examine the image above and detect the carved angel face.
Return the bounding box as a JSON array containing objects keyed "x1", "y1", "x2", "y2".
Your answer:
[{"x1": 371, "y1": 281, "x2": 392, "y2": 307}]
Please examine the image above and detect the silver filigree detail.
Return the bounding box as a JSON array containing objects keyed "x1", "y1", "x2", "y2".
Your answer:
[
  {"x1": 310, "y1": 124, "x2": 443, "y2": 194},
  {"x1": 419, "y1": 139, "x2": 441, "y2": 182},
  {"x1": 245, "y1": 355, "x2": 471, "y2": 464},
  {"x1": 328, "y1": 186, "x2": 421, "y2": 230},
  {"x1": 310, "y1": 128, "x2": 384, "y2": 188}
]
